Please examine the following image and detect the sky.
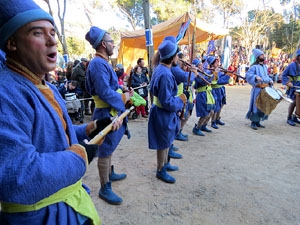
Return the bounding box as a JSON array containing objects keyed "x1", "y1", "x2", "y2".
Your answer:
[{"x1": 34, "y1": 0, "x2": 295, "y2": 58}]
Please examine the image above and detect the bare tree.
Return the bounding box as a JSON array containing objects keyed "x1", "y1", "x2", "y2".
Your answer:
[
  {"x1": 43, "y1": 0, "x2": 68, "y2": 55},
  {"x1": 232, "y1": 10, "x2": 282, "y2": 62},
  {"x1": 81, "y1": 0, "x2": 103, "y2": 26}
]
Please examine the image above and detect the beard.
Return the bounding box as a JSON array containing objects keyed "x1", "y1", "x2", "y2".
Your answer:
[{"x1": 258, "y1": 57, "x2": 265, "y2": 63}]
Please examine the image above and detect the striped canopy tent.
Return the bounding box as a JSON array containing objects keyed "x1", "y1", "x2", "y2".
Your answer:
[{"x1": 117, "y1": 12, "x2": 228, "y2": 73}]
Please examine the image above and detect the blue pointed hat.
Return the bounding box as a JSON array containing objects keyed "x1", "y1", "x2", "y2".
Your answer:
[
  {"x1": 192, "y1": 58, "x2": 201, "y2": 66},
  {"x1": 85, "y1": 26, "x2": 107, "y2": 49},
  {"x1": 159, "y1": 36, "x2": 178, "y2": 60},
  {"x1": 296, "y1": 49, "x2": 300, "y2": 57},
  {"x1": 0, "y1": 0, "x2": 54, "y2": 50},
  {"x1": 207, "y1": 56, "x2": 216, "y2": 65},
  {"x1": 252, "y1": 49, "x2": 264, "y2": 59}
]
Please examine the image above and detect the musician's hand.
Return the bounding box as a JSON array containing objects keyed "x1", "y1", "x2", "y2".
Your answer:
[
  {"x1": 256, "y1": 76, "x2": 263, "y2": 82},
  {"x1": 86, "y1": 118, "x2": 111, "y2": 139},
  {"x1": 79, "y1": 141, "x2": 99, "y2": 164},
  {"x1": 111, "y1": 117, "x2": 123, "y2": 131},
  {"x1": 179, "y1": 93, "x2": 187, "y2": 104},
  {"x1": 128, "y1": 88, "x2": 134, "y2": 97},
  {"x1": 287, "y1": 82, "x2": 293, "y2": 88}
]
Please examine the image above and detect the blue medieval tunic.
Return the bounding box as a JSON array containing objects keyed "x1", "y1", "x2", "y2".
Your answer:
[
  {"x1": 0, "y1": 67, "x2": 95, "y2": 225},
  {"x1": 86, "y1": 56, "x2": 126, "y2": 158},
  {"x1": 148, "y1": 64, "x2": 184, "y2": 149},
  {"x1": 246, "y1": 63, "x2": 273, "y2": 122},
  {"x1": 209, "y1": 71, "x2": 230, "y2": 113},
  {"x1": 282, "y1": 62, "x2": 300, "y2": 99},
  {"x1": 171, "y1": 65, "x2": 195, "y2": 113},
  {"x1": 194, "y1": 73, "x2": 215, "y2": 118}
]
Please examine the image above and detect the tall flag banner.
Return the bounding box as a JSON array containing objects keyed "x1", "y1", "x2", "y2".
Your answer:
[
  {"x1": 222, "y1": 36, "x2": 232, "y2": 69},
  {"x1": 176, "y1": 19, "x2": 191, "y2": 43},
  {"x1": 207, "y1": 40, "x2": 215, "y2": 56},
  {"x1": 203, "y1": 40, "x2": 215, "y2": 70}
]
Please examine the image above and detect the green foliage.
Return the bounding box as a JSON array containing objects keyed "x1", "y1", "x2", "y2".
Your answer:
[
  {"x1": 113, "y1": 0, "x2": 144, "y2": 30},
  {"x1": 150, "y1": 0, "x2": 193, "y2": 23},
  {"x1": 271, "y1": 19, "x2": 300, "y2": 51},
  {"x1": 66, "y1": 36, "x2": 86, "y2": 57},
  {"x1": 211, "y1": 0, "x2": 243, "y2": 27}
]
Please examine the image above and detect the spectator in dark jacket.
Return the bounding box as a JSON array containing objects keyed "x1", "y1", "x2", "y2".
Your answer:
[
  {"x1": 131, "y1": 66, "x2": 149, "y2": 118},
  {"x1": 71, "y1": 57, "x2": 93, "y2": 115},
  {"x1": 58, "y1": 80, "x2": 83, "y2": 98}
]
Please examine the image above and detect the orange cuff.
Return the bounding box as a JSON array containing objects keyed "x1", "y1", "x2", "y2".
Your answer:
[
  {"x1": 67, "y1": 144, "x2": 88, "y2": 167},
  {"x1": 121, "y1": 93, "x2": 127, "y2": 104}
]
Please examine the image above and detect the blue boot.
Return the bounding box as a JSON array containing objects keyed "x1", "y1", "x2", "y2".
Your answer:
[
  {"x1": 211, "y1": 121, "x2": 219, "y2": 129},
  {"x1": 156, "y1": 166, "x2": 176, "y2": 183},
  {"x1": 175, "y1": 129, "x2": 188, "y2": 141},
  {"x1": 109, "y1": 165, "x2": 127, "y2": 182},
  {"x1": 99, "y1": 181, "x2": 123, "y2": 205},
  {"x1": 192, "y1": 124, "x2": 205, "y2": 136},
  {"x1": 216, "y1": 118, "x2": 225, "y2": 125},
  {"x1": 292, "y1": 115, "x2": 300, "y2": 124},
  {"x1": 201, "y1": 124, "x2": 212, "y2": 132},
  {"x1": 169, "y1": 144, "x2": 179, "y2": 152},
  {"x1": 287, "y1": 116, "x2": 296, "y2": 126},
  {"x1": 165, "y1": 156, "x2": 179, "y2": 171},
  {"x1": 168, "y1": 147, "x2": 183, "y2": 159},
  {"x1": 250, "y1": 121, "x2": 258, "y2": 130}
]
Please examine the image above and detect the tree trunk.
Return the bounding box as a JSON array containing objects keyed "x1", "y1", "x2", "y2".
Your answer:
[
  {"x1": 44, "y1": 0, "x2": 68, "y2": 56},
  {"x1": 143, "y1": 0, "x2": 154, "y2": 104}
]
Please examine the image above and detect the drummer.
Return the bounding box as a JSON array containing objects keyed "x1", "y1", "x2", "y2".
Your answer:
[
  {"x1": 246, "y1": 49, "x2": 273, "y2": 130},
  {"x1": 282, "y1": 49, "x2": 300, "y2": 126}
]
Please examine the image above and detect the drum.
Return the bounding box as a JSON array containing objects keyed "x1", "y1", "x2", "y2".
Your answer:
[
  {"x1": 65, "y1": 93, "x2": 77, "y2": 101},
  {"x1": 295, "y1": 90, "x2": 300, "y2": 117},
  {"x1": 255, "y1": 87, "x2": 282, "y2": 115}
]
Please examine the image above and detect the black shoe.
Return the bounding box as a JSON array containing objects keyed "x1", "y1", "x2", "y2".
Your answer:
[
  {"x1": 250, "y1": 122, "x2": 258, "y2": 130},
  {"x1": 256, "y1": 122, "x2": 265, "y2": 128}
]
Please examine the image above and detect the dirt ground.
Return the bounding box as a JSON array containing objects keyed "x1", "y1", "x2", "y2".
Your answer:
[{"x1": 83, "y1": 84, "x2": 300, "y2": 225}]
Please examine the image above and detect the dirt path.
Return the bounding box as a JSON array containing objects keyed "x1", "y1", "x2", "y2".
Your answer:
[{"x1": 83, "y1": 84, "x2": 300, "y2": 225}]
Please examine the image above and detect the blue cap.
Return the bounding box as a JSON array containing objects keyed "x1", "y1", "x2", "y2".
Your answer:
[
  {"x1": 163, "y1": 36, "x2": 176, "y2": 44},
  {"x1": 296, "y1": 49, "x2": 300, "y2": 57},
  {"x1": 116, "y1": 63, "x2": 123, "y2": 69},
  {"x1": 85, "y1": 26, "x2": 106, "y2": 49},
  {"x1": 0, "y1": 0, "x2": 54, "y2": 50},
  {"x1": 252, "y1": 49, "x2": 264, "y2": 59},
  {"x1": 192, "y1": 58, "x2": 201, "y2": 66},
  {"x1": 159, "y1": 37, "x2": 178, "y2": 61},
  {"x1": 207, "y1": 56, "x2": 216, "y2": 65}
]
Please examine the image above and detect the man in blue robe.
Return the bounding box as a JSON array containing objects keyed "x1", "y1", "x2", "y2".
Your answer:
[
  {"x1": 192, "y1": 58, "x2": 215, "y2": 136},
  {"x1": 246, "y1": 49, "x2": 273, "y2": 130},
  {"x1": 85, "y1": 26, "x2": 133, "y2": 205},
  {"x1": 148, "y1": 36, "x2": 186, "y2": 183},
  {"x1": 0, "y1": 0, "x2": 122, "y2": 224},
  {"x1": 282, "y1": 49, "x2": 300, "y2": 126},
  {"x1": 206, "y1": 56, "x2": 230, "y2": 129}
]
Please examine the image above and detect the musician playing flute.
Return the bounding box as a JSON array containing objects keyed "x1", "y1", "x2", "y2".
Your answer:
[
  {"x1": 282, "y1": 49, "x2": 300, "y2": 126},
  {"x1": 166, "y1": 51, "x2": 198, "y2": 160},
  {"x1": 206, "y1": 56, "x2": 231, "y2": 129},
  {"x1": 148, "y1": 36, "x2": 187, "y2": 183},
  {"x1": 85, "y1": 26, "x2": 133, "y2": 205},
  {"x1": 0, "y1": 1, "x2": 124, "y2": 223},
  {"x1": 246, "y1": 49, "x2": 273, "y2": 130},
  {"x1": 192, "y1": 58, "x2": 215, "y2": 136}
]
